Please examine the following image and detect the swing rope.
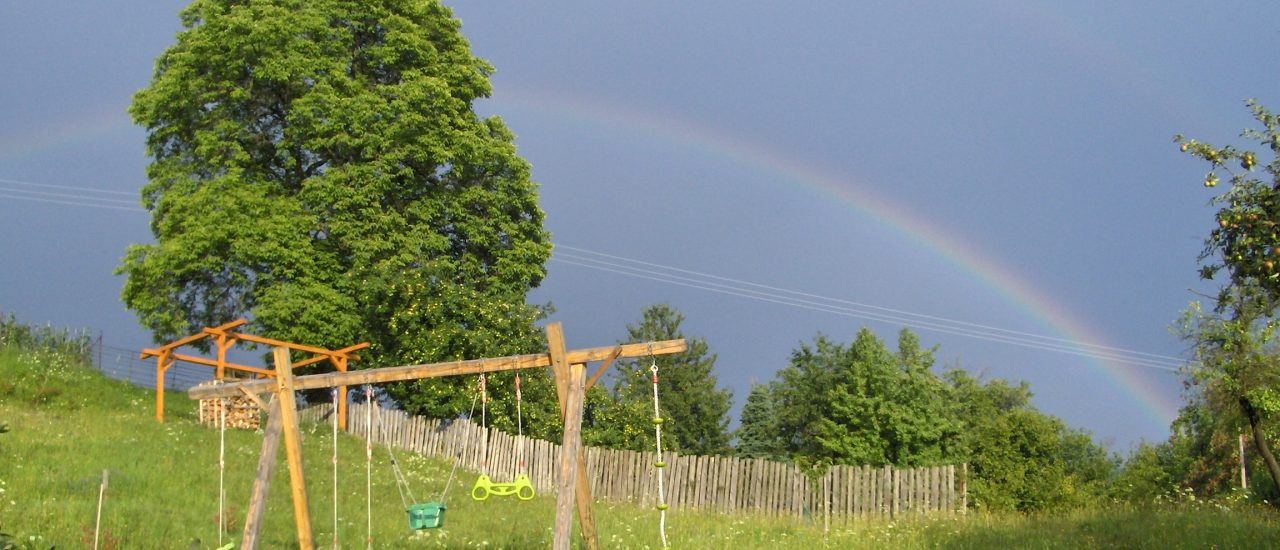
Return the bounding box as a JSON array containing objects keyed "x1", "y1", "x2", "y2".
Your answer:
[
  {"x1": 479, "y1": 373, "x2": 488, "y2": 470},
  {"x1": 439, "y1": 376, "x2": 483, "y2": 503},
  {"x1": 650, "y1": 359, "x2": 670, "y2": 550},
  {"x1": 331, "y1": 388, "x2": 340, "y2": 549},
  {"x1": 365, "y1": 387, "x2": 373, "y2": 549},
  {"x1": 515, "y1": 373, "x2": 525, "y2": 474},
  {"x1": 373, "y1": 401, "x2": 418, "y2": 510},
  {"x1": 217, "y1": 398, "x2": 227, "y2": 548}
]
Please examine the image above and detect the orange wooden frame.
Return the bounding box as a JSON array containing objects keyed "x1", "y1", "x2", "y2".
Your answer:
[{"x1": 142, "y1": 318, "x2": 368, "y2": 429}]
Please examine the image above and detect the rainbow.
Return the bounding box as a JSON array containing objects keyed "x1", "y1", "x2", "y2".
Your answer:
[
  {"x1": 0, "y1": 107, "x2": 132, "y2": 166},
  {"x1": 0, "y1": 87, "x2": 1184, "y2": 431},
  {"x1": 485, "y1": 87, "x2": 1183, "y2": 429}
]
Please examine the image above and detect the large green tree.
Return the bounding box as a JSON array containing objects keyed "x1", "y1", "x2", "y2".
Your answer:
[
  {"x1": 1177, "y1": 100, "x2": 1280, "y2": 495},
  {"x1": 756, "y1": 327, "x2": 1112, "y2": 510},
  {"x1": 585, "y1": 304, "x2": 733, "y2": 455},
  {"x1": 947, "y1": 370, "x2": 1113, "y2": 511},
  {"x1": 815, "y1": 329, "x2": 961, "y2": 466},
  {"x1": 121, "y1": 0, "x2": 554, "y2": 422},
  {"x1": 772, "y1": 328, "x2": 962, "y2": 468}
]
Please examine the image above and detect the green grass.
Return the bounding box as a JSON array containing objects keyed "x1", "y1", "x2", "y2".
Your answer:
[{"x1": 2, "y1": 342, "x2": 1279, "y2": 548}]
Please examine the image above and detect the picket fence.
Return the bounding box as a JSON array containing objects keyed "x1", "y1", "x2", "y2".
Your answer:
[{"x1": 299, "y1": 402, "x2": 965, "y2": 521}]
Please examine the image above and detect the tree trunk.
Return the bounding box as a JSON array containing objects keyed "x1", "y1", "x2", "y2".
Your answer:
[{"x1": 1239, "y1": 396, "x2": 1280, "y2": 495}]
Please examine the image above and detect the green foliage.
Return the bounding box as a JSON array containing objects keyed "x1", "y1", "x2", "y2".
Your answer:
[
  {"x1": 965, "y1": 410, "x2": 1068, "y2": 511},
  {"x1": 733, "y1": 383, "x2": 780, "y2": 459},
  {"x1": 948, "y1": 369, "x2": 1114, "y2": 512},
  {"x1": 580, "y1": 385, "x2": 652, "y2": 450},
  {"x1": 1176, "y1": 100, "x2": 1280, "y2": 297},
  {"x1": 755, "y1": 327, "x2": 1113, "y2": 511},
  {"x1": 767, "y1": 328, "x2": 962, "y2": 469},
  {"x1": 0, "y1": 312, "x2": 93, "y2": 363},
  {"x1": 1113, "y1": 442, "x2": 1180, "y2": 504},
  {"x1": 770, "y1": 334, "x2": 845, "y2": 463},
  {"x1": 1176, "y1": 100, "x2": 1280, "y2": 494},
  {"x1": 817, "y1": 329, "x2": 961, "y2": 467},
  {"x1": 120, "y1": 0, "x2": 552, "y2": 419},
  {"x1": 584, "y1": 304, "x2": 733, "y2": 455}
]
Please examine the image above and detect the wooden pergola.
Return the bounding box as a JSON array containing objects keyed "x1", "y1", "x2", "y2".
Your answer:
[
  {"x1": 186, "y1": 321, "x2": 686, "y2": 550},
  {"x1": 141, "y1": 319, "x2": 368, "y2": 429}
]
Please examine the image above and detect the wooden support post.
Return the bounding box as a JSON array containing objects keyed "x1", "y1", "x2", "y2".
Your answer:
[
  {"x1": 333, "y1": 356, "x2": 349, "y2": 431},
  {"x1": 546, "y1": 324, "x2": 600, "y2": 550},
  {"x1": 241, "y1": 396, "x2": 282, "y2": 550},
  {"x1": 155, "y1": 353, "x2": 172, "y2": 423},
  {"x1": 273, "y1": 347, "x2": 314, "y2": 550},
  {"x1": 553, "y1": 362, "x2": 587, "y2": 550},
  {"x1": 584, "y1": 346, "x2": 621, "y2": 391},
  {"x1": 215, "y1": 333, "x2": 232, "y2": 380}
]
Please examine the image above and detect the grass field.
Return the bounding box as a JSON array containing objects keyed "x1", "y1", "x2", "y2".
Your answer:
[{"x1": 2, "y1": 342, "x2": 1279, "y2": 548}]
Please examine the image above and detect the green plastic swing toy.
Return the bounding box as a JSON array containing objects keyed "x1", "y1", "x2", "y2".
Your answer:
[
  {"x1": 367, "y1": 386, "x2": 455, "y2": 531},
  {"x1": 407, "y1": 501, "x2": 447, "y2": 529}
]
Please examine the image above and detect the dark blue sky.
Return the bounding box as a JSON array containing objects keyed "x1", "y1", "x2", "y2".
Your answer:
[{"x1": 3, "y1": 1, "x2": 1278, "y2": 449}]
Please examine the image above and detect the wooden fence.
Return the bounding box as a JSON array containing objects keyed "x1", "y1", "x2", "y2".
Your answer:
[{"x1": 299, "y1": 402, "x2": 965, "y2": 521}]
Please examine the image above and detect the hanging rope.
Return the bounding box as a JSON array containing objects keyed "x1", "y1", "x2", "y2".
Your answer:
[
  {"x1": 217, "y1": 398, "x2": 227, "y2": 548},
  {"x1": 515, "y1": 373, "x2": 525, "y2": 474},
  {"x1": 365, "y1": 386, "x2": 373, "y2": 550},
  {"x1": 374, "y1": 401, "x2": 418, "y2": 510},
  {"x1": 650, "y1": 358, "x2": 670, "y2": 550},
  {"x1": 479, "y1": 373, "x2": 489, "y2": 470},
  {"x1": 331, "y1": 388, "x2": 340, "y2": 549},
  {"x1": 440, "y1": 377, "x2": 484, "y2": 503}
]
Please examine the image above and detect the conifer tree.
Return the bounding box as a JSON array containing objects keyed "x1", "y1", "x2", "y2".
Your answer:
[{"x1": 589, "y1": 304, "x2": 733, "y2": 455}]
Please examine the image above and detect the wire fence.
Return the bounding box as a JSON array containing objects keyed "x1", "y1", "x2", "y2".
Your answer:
[{"x1": 95, "y1": 341, "x2": 211, "y2": 391}]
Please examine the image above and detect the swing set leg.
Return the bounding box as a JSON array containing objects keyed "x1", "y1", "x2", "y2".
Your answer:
[
  {"x1": 242, "y1": 397, "x2": 281, "y2": 550},
  {"x1": 241, "y1": 348, "x2": 315, "y2": 550}
]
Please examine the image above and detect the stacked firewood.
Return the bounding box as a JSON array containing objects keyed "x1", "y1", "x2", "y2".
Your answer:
[{"x1": 196, "y1": 380, "x2": 261, "y2": 430}]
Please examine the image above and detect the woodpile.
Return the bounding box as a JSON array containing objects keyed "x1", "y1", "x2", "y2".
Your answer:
[{"x1": 197, "y1": 380, "x2": 260, "y2": 430}]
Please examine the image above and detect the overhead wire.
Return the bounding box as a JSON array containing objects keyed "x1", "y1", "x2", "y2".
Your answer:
[
  {"x1": 1, "y1": 176, "x2": 1189, "y2": 373},
  {"x1": 551, "y1": 248, "x2": 1185, "y2": 372},
  {"x1": 0, "y1": 178, "x2": 142, "y2": 211},
  {"x1": 557, "y1": 245, "x2": 1183, "y2": 364}
]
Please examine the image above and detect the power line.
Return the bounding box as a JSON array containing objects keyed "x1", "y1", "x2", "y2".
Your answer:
[
  {"x1": 556, "y1": 245, "x2": 1184, "y2": 364},
  {"x1": 0, "y1": 193, "x2": 143, "y2": 212},
  {"x1": 0, "y1": 176, "x2": 1189, "y2": 373},
  {"x1": 0, "y1": 178, "x2": 143, "y2": 212},
  {"x1": 0, "y1": 177, "x2": 137, "y2": 196},
  {"x1": 550, "y1": 254, "x2": 1181, "y2": 372}
]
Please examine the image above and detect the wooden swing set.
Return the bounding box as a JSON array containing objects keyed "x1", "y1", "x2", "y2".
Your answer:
[{"x1": 155, "y1": 320, "x2": 685, "y2": 550}]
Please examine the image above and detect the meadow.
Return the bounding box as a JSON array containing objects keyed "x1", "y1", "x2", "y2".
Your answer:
[{"x1": 2, "y1": 341, "x2": 1278, "y2": 549}]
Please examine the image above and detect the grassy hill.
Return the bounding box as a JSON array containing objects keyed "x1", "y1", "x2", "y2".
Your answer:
[{"x1": 2, "y1": 334, "x2": 1279, "y2": 548}]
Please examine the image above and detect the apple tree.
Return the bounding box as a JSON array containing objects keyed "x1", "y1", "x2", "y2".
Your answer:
[{"x1": 1177, "y1": 99, "x2": 1280, "y2": 495}]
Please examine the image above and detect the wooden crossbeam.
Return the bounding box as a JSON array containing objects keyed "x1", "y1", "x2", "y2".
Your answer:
[
  {"x1": 139, "y1": 319, "x2": 248, "y2": 359},
  {"x1": 217, "y1": 325, "x2": 685, "y2": 550},
  {"x1": 163, "y1": 352, "x2": 274, "y2": 377},
  {"x1": 210, "y1": 330, "x2": 369, "y2": 359},
  {"x1": 187, "y1": 339, "x2": 688, "y2": 401}
]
